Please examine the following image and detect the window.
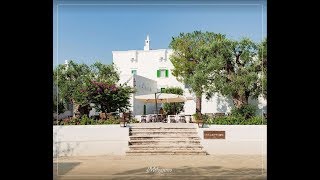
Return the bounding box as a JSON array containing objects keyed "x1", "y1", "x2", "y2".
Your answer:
[
  {"x1": 157, "y1": 69, "x2": 169, "y2": 78},
  {"x1": 131, "y1": 70, "x2": 137, "y2": 75}
]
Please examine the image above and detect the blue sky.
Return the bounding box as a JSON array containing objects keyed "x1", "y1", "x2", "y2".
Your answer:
[{"x1": 53, "y1": 0, "x2": 266, "y2": 66}]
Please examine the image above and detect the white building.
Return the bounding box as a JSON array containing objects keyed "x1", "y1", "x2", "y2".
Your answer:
[{"x1": 112, "y1": 35, "x2": 266, "y2": 117}]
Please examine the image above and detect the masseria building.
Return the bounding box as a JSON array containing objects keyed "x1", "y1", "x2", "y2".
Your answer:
[{"x1": 112, "y1": 35, "x2": 267, "y2": 117}]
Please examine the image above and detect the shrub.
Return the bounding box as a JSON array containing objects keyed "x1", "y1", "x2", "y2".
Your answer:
[
  {"x1": 105, "y1": 116, "x2": 120, "y2": 124},
  {"x1": 231, "y1": 104, "x2": 257, "y2": 119},
  {"x1": 96, "y1": 119, "x2": 106, "y2": 124},
  {"x1": 129, "y1": 118, "x2": 140, "y2": 123},
  {"x1": 206, "y1": 115, "x2": 266, "y2": 125},
  {"x1": 192, "y1": 113, "x2": 201, "y2": 120},
  {"x1": 192, "y1": 113, "x2": 210, "y2": 123},
  {"x1": 245, "y1": 116, "x2": 267, "y2": 125},
  {"x1": 206, "y1": 116, "x2": 244, "y2": 125},
  {"x1": 162, "y1": 87, "x2": 184, "y2": 115},
  {"x1": 80, "y1": 116, "x2": 95, "y2": 125},
  {"x1": 58, "y1": 117, "x2": 81, "y2": 125},
  {"x1": 55, "y1": 115, "x2": 124, "y2": 125}
]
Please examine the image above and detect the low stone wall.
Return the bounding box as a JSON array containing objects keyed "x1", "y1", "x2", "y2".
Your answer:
[
  {"x1": 53, "y1": 125, "x2": 129, "y2": 157},
  {"x1": 198, "y1": 125, "x2": 266, "y2": 155},
  {"x1": 53, "y1": 125, "x2": 266, "y2": 157}
]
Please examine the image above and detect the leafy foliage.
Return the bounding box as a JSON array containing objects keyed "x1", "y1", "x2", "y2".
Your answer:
[
  {"x1": 162, "y1": 87, "x2": 184, "y2": 115},
  {"x1": 206, "y1": 116, "x2": 267, "y2": 125},
  {"x1": 169, "y1": 31, "x2": 222, "y2": 114},
  {"x1": 202, "y1": 37, "x2": 263, "y2": 108},
  {"x1": 231, "y1": 104, "x2": 257, "y2": 119},
  {"x1": 169, "y1": 31, "x2": 219, "y2": 97},
  {"x1": 84, "y1": 81, "x2": 135, "y2": 113},
  {"x1": 129, "y1": 118, "x2": 140, "y2": 123},
  {"x1": 169, "y1": 31, "x2": 267, "y2": 111},
  {"x1": 79, "y1": 115, "x2": 96, "y2": 125},
  {"x1": 258, "y1": 38, "x2": 267, "y2": 98},
  {"x1": 53, "y1": 96, "x2": 67, "y2": 114},
  {"x1": 56, "y1": 116, "x2": 121, "y2": 125},
  {"x1": 53, "y1": 61, "x2": 134, "y2": 117}
]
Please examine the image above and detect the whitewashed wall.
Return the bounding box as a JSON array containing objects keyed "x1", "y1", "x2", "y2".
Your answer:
[
  {"x1": 113, "y1": 49, "x2": 183, "y2": 90},
  {"x1": 133, "y1": 75, "x2": 158, "y2": 115},
  {"x1": 198, "y1": 125, "x2": 267, "y2": 155},
  {"x1": 53, "y1": 125, "x2": 266, "y2": 156},
  {"x1": 112, "y1": 46, "x2": 267, "y2": 116},
  {"x1": 53, "y1": 125, "x2": 129, "y2": 157}
]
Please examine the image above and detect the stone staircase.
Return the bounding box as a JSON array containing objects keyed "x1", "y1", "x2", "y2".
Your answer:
[{"x1": 126, "y1": 123, "x2": 207, "y2": 155}]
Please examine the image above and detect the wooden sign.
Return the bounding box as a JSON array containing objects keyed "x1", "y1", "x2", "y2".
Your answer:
[{"x1": 204, "y1": 131, "x2": 225, "y2": 139}]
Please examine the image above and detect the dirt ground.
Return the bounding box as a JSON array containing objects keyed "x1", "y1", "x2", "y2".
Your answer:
[{"x1": 53, "y1": 155, "x2": 266, "y2": 180}]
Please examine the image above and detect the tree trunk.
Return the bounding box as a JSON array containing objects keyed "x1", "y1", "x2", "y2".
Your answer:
[
  {"x1": 101, "y1": 105, "x2": 106, "y2": 113},
  {"x1": 196, "y1": 95, "x2": 202, "y2": 116},
  {"x1": 72, "y1": 100, "x2": 79, "y2": 118},
  {"x1": 232, "y1": 94, "x2": 249, "y2": 109}
]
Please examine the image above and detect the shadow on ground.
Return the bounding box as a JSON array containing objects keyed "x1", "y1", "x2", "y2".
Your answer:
[
  {"x1": 53, "y1": 162, "x2": 81, "y2": 176},
  {"x1": 109, "y1": 165, "x2": 266, "y2": 180},
  {"x1": 53, "y1": 164, "x2": 266, "y2": 180}
]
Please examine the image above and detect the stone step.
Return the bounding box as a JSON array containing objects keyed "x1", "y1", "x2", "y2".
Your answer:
[
  {"x1": 130, "y1": 131, "x2": 197, "y2": 136},
  {"x1": 129, "y1": 144, "x2": 203, "y2": 148},
  {"x1": 129, "y1": 124, "x2": 197, "y2": 129},
  {"x1": 127, "y1": 123, "x2": 206, "y2": 155},
  {"x1": 129, "y1": 135, "x2": 200, "y2": 138},
  {"x1": 129, "y1": 146, "x2": 203, "y2": 151},
  {"x1": 129, "y1": 140, "x2": 201, "y2": 145},
  {"x1": 130, "y1": 137, "x2": 200, "y2": 141},
  {"x1": 130, "y1": 129, "x2": 197, "y2": 132},
  {"x1": 130, "y1": 127, "x2": 197, "y2": 130},
  {"x1": 126, "y1": 150, "x2": 207, "y2": 155},
  {"x1": 127, "y1": 152, "x2": 207, "y2": 155},
  {"x1": 129, "y1": 147, "x2": 204, "y2": 151},
  {"x1": 130, "y1": 132, "x2": 198, "y2": 136}
]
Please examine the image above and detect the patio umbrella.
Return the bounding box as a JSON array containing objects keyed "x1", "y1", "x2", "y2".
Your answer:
[
  {"x1": 135, "y1": 93, "x2": 192, "y2": 117},
  {"x1": 135, "y1": 93, "x2": 190, "y2": 103}
]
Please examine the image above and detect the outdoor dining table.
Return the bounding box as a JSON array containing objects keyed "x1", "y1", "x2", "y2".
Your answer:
[
  {"x1": 142, "y1": 114, "x2": 192, "y2": 123},
  {"x1": 145, "y1": 114, "x2": 162, "y2": 122}
]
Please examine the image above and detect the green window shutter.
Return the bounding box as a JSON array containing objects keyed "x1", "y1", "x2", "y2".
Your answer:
[
  {"x1": 165, "y1": 69, "x2": 169, "y2": 77},
  {"x1": 157, "y1": 70, "x2": 160, "y2": 77}
]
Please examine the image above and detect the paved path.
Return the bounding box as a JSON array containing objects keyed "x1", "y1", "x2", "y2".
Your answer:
[{"x1": 53, "y1": 155, "x2": 266, "y2": 180}]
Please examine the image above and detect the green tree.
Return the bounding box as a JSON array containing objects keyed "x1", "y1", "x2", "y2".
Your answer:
[
  {"x1": 53, "y1": 61, "x2": 92, "y2": 117},
  {"x1": 170, "y1": 31, "x2": 267, "y2": 112},
  {"x1": 53, "y1": 82, "x2": 66, "y2": 114},
  {"x1": 90, "y1": 62, "x2": 120, "y2": 84},
  {"x1": 258, "y1": 38, "x2": 267, "y2": 98},
  {"x1": 162, "y1": 87, "x2": 184, "y2": 115},
  {"x1": 85, "y1": 81, "x2": 134, "y2": 113},
  {"x1": 202, "y1": 37, "x2": 265, "y2": 109},
  {"x1": 169, "y1": 31, "x2": 219, "y2": 116},
  {"x1": 53, "y1": 61, "x2": 133, "y2": 117}
]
